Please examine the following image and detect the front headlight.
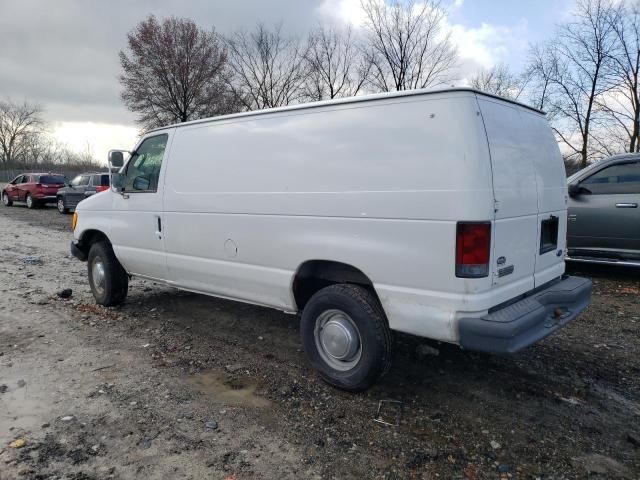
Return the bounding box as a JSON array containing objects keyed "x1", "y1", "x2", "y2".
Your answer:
[{"x1": 72, "y1": 212, "x2": 78, "y2": 231}]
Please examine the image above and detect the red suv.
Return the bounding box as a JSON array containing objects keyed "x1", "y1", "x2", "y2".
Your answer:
[{"x1": 2, "y1": 173, "x2": 66, "y2": 209}]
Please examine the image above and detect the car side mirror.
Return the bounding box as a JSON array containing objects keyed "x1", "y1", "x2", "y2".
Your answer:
[
  {"x1": 568, "y1": 183, "x2": 580, "y2": 197},
  {"x1": 111, "y1": 173, "x2": 125, "y2": 190},
  {"x1": 108, "y1": 150, "x2": 124, "y2": 168},
  {"x1": 569, "y1": 183, "x2": 591, "y2": 197},
  {"x1": 132, "y1": 175, "x2": 150, "y2": 191}
]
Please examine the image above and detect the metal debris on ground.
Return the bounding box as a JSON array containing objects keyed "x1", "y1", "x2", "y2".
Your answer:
[{"x1": 374, "y1": 399, "x2": 403, "y2": 426}]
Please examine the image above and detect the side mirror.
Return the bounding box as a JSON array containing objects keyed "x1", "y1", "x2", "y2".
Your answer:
[
  {"x1": 111, "y1": 173, "x2": 125, "y2": 190},
  {"x1": 568, "y1": 183, "x2": 591, "y2": 197},
  {"x1": 108, "y1": 150, "x2": 124, "y2": 168},
  {"x1": 132, "y1": 176, "x2": 150, "y2": 191},
  {"x1": 568, "y1": 183, "x2": 580, "y2": 197}
]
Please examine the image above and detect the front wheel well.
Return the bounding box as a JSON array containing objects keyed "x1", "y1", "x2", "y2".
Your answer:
[
  {"x1": 79, "y1": 230, "x2": 110, "y2": 253},
  {"x1": 292, "y1": 260, "x2": 379, "y2": 311}
]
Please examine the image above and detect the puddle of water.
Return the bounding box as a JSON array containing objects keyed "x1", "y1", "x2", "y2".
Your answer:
[
  {"x1": 0, "y1": 383, "x2": 49, "y2": 443},
  {"x1": 183, "y1": 370, "x2": 271, "y2": 409}
]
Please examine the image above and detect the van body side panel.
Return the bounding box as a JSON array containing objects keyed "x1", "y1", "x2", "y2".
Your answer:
[{"x1": 162, "y1": 92, "x2": 494, "y2": 341}]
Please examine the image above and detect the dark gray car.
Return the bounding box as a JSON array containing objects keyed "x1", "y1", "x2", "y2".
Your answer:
[
  {"x1": 567, "y1": 153, "x2": 640, "y2": 267},
  {"x1": 57, "y1": 173, "x2": 110, "y2": 214}
]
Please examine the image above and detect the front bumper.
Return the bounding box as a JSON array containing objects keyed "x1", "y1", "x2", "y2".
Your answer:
[
  {"x1": 70, "y1": 240, "x2": 87, "y2": 261},
  {"x1": 459, "y1": 276, "x2": 592, "y2": 354}
]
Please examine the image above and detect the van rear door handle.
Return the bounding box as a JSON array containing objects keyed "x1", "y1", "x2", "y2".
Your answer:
[{"x1": 615, "y1": 203, "x2": 638, "y2": 208}]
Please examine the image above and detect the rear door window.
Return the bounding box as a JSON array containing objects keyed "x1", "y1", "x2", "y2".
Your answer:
[
  {"x1": 40, "y1": 175, "x2": 65, "y2": 184},
  {"x1": 92, "y1": 174, "x2": 109, "y2": 186},
  {"x1": 582, "y1": 162, "x2": 640, "y2": 194}
]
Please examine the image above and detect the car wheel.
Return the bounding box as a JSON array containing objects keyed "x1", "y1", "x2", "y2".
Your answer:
[
  {"x1": 2, "y1": 191, "x2": 12, "y2": 207},
  {"x1": 87, "y1": 240, "x2": 129, "y2": 306},
  {"x1": 25, "y1": 193, "x2": 35, "y2": 209},
  {"x1": 57, "y1": 197, "x2": 69, "y2": 214},
  {"x1": 301, "y1": 284, "x2": 393, "y2": 392}
]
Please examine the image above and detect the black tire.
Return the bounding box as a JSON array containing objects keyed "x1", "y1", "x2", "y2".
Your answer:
[
  {"x1": 1, "y1": 191, "x2": 12, "y2": 207},
  {"x1": 87, "y1": 240, "x2": 129, "y2": 306},
  {"x1": 301, "y1": 284, "x2": 393, "y2": 392},
  {"x1": 57, "y1": 196, "x2": 69, "y2": 214},
  {"x1": 25, "y1": 193, "x2": 36, "y2": 209}
]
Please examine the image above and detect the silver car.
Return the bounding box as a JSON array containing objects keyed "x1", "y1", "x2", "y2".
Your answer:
[{"x1": 567, "y1": 153, "x2": 640, "y2": 267}]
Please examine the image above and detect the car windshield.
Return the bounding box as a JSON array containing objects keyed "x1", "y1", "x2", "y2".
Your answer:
[{"x1": 40, "y1": 175, "x2": 65, "y2": 184}]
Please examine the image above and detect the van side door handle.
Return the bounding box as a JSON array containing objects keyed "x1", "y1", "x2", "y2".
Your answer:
[
  {"x1": 615, "y1": 203, "x2": 638, "y2": 208},
  {"x1": 155, "y1": 216, "x2": 162, "y2": 239}
]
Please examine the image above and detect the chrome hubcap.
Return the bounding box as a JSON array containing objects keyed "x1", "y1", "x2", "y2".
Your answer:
[
  {"x1": 91, "y1": 257, "x2": 106, "y2": 295},
  {"x1": 314, "y1": 309, "x2": 362, "y2": 371},
  {"x1": 2, "y1": 194, "x2": 8, "y2": 205},
  {"x1": 26, "y1": 196, "x2": 32, "y2": 207},
  {"x1": 58, "y1": 199, "x2": 64, "y2": 212}
]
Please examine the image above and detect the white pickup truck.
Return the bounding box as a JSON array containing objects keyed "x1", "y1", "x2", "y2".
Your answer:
[{"x1": 71, "y1": 88, "x2": 592, "y2": 391}]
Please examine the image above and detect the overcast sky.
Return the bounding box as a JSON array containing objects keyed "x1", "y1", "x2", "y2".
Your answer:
[{"x1": 0, "y1": 0, "x2": 573, "y2": 162}]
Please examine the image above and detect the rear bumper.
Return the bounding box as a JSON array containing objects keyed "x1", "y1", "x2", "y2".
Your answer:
[
  {"x1": 34, "y1": 195, "x2": 57, "y2": 201},
  {"x1": 70, "y1": 240, "x2": 87, "y2": 261},
  {"x1": 458, "y1": 276, "x2": 592, "y2": 354}
]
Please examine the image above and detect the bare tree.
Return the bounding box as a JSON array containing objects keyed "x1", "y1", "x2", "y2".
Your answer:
[
  {"x1": 597, "y1": 2, "x2": 640, "y2": 153},
  {"x1": 119, "y1": 15, "x2": 236, "y2": 131},
  {"x1": 360, "y1": 0, "x2": 457, "y2": 92},
  {"x1": 526, "y1": 44, "x2": 559, "y2": 111},
  {"x1": 469, "y1": 63, "x2": 527, "y2": 100},
  {"x1": 0, "y1": 100, "x2": 44, "y2": 163},
  {"x1": 303, "y1": 24, "x2": 371, "y2": 101},
  {"x1": 225, "y1": 23, "x2": 308, "y2": 110},
  {"x1": 529, "y1": 0, "x2": 618, "y2": 169}
]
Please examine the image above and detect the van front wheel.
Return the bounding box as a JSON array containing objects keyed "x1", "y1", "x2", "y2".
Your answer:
[
  {"x1": 301, "y1": 284, "x2": 392, "y2": 392},
  {"x1": 88, "y1": 241, "x2": 128, "y2": 306}
]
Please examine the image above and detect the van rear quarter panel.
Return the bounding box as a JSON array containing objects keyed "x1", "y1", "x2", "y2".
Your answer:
[{"x1": 163, "y1": 92, "x2": 495, "y2": 342}]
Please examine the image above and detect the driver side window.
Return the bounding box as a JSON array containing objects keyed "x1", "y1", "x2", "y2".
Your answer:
[
  {"x1": 123, "y1": 134, "x2": 168, "y2": 192},
  {"x1": 582, "y1": 162, "x2": 640, "y2": 195}
]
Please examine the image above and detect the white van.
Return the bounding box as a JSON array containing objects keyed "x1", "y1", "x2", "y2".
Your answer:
[{"x1": 71, "y1": 88, "x2": 592, "y2": 391}]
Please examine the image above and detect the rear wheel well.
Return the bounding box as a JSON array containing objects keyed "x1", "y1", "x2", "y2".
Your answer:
[{"x1": 292, "y1": 260, "x2": 379, "y2": 311}]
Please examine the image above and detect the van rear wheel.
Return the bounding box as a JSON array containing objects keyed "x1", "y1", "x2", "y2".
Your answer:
[
  {"x1": 301, "y1": 284, "x2": 392, "y2": 392},
  {"x1": 88, "y1": 241, "x2": 129, "y2": 306}
]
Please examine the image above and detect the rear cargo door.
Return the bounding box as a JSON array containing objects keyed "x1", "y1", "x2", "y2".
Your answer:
[
  {"x1": 476, "y1": 97, "x2": 538, "y2": 294},
  {"x1": 526, "y1": 113, "x2": 567, "y2": 286}
]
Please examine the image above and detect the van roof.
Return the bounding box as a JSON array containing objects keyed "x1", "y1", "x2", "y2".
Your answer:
[{"x1": 147, "y1": 87, "x2": 544, "y2": 134}]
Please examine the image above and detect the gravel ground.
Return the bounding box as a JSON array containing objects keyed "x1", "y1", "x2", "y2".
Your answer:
[{"x1": 0, "y1": 203, "x2": 639, "y2": 480}]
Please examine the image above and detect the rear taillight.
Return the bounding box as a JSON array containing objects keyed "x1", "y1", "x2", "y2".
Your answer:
[
  {"x1": 95, "y1": 185, "x2": 109, "y2": 192},
  {"x1": 455, "y1": 222, "x2": 491, "y2": 278}
]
